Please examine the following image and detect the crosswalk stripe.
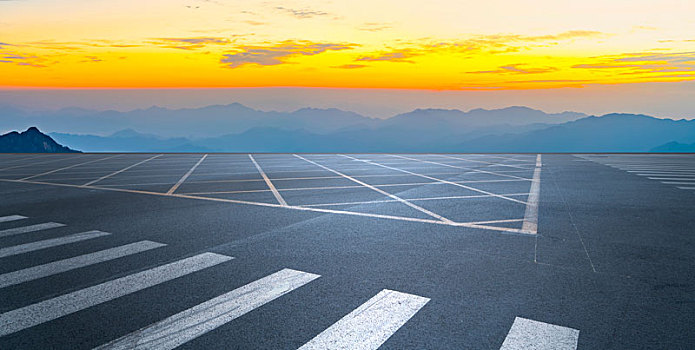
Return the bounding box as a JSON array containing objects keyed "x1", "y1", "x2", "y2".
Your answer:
[
  {"x1": 0, "y1": 215, "x2": 27, "y2": 223},
  {"x1": 0, "y1": 241, "x2": 166, "y2": 289},
  {"x1": 677, "y1": 187, "x2": 695, "y2": 190},
  {"x1": 0, "y1": 222, "x2": 65, "y2": 238},
  {"x1": 298, "y1": 289, "x2": 430, "y2": 350},
  {"x1": 94, "y1": 268, "x2": 320, "y2": 350},
  {"x1": 0, "y1": 230, "x2": 111, "y2": 258},
  {"x1": 0, "y1": 252, "x2": 232, "y2": 336},
  {"x1": 500, "y1": 317, "x2": 579, "y2": 350}
]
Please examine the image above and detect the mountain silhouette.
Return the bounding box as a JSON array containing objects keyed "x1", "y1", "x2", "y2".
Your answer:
[{"x1": 0, "y1": 127, "x2": 80, "y2": 153}]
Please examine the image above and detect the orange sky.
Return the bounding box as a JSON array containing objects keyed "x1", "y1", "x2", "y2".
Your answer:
[{"x1": 1, "y1": 0, "x2": 694, "y2": 90}]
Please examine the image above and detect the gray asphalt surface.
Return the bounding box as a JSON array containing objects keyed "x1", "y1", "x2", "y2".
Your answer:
[{"x1": 0, "y1": 153, "x2": 694, "y2": 349}]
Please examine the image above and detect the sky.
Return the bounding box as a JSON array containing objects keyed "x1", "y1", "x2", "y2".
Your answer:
[{"x1": 1, "y1": 0, "x2": 694, "y2": 117}]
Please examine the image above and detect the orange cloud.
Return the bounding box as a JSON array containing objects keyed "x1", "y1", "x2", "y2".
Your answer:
[{"x1": 221, "y1": 41, "x2": 357, "y2": 68}]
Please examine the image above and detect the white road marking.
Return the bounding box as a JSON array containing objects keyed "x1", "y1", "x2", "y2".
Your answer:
[
  {"x1": 298, "y1": 289, "x2": 429, "y2": 350},
  {"x1": 249, "y1": 154, "x2": 288, "y2": 206},
  {"x1": 500, "y1": 317, "x2": 579, "y2": 350},
  {"x1": 0, "y1": 154, "x2": 90, "y2": 172},
  {"x1": 662, "y1": 181, "x2": 695, "y2": 185},
  {"x1": 0, "y1": 252, "x2": 232, "y2": 336},
  {"x1": 394, "y1": 155, "x2": 532, "y2": 180},
  {"x1": 84, "y1": 154, "x2": 162, "y2": 186},
  {"x1": 436, "y1": 154, "x2": 533, "y2": 169},
  {"x1": 20, "y1": 155, "x2": 122, "y2": 181},
  {"x1": 677, "y1": 187, "x2": 695, "y2": 190},
  {"x1": 0, "y1": 222, "x2": 65, "y2": 238},
  {"x1": 0, "y1": 177, "x2": 533, "y2": 234},
  {"x1": 94, "y1": 268, "x2": 319, "y2": 350},
  {"x1": 0, "y1": 241, "x2": 166, "y2": 288},
  {"x1": 521, "y1": 154, "x2": 542, "y2": 234},
  {"x1": 343, "y1": 155, "x2": 528, "y2": 205},
  {"x1": 294, "y1": 154, "x2": 455, "y2": 223},
  {"x1": 647, "y1": 177, "x2": 695, "y2": 181},
  {"x1": 0, "y1": 215, "x2": 27, "y2": 223},
  {"x1": 0, "y1": 230, "x2": 111, "y2": 258},
  {"x1": 166, "y1": 154, "x2": 207, "y2": 195},
  {"x1": 302, "y1": 193, "x2": 530, "y2": 208}
]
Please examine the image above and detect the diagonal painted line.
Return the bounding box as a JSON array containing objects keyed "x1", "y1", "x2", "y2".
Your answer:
[
  {"x1": 436, "y1": 154, "x2": 534, "y2": 170},
  {"x1": 294, "y1": 154, "x2": 454, "y2": 223},
  {"x1": 393, "y1": 154, "x2": 532, "y2": 181},
  {"x1": 0, "y1": 222, "x2": 65, "y2": 238},
  {"x1": 249, "y1": 154, "x2": 287, "y2": 206},
  {"x1": 0, "y1": 154, "x2": 90, "y2": 172},
  {"x1": 302, "y1": 193, "x2": 530, "y2": 208},
  {"x1": 20, "y1": 155, "x2": 121, "y2": 181},
  {"x1": 343, "y1": 155, "x2": 528, "y2": 205},
  {"x1": 0, "y1": 178, "x2": 534, "y2": 235},
  {"x1": 0, "y1": 215, "x2": 27, "y2": 223},
  {"x1": 166, "y1": 154, "x2": 207, "y2": 195},
  {"x1": 0, "y1": 230, "x2": 111, "y2": 259},
  {"x1": 521, "y1": 154, "x2": 542, "y2": 234},
  {"x1": 500, "y1": 317, "x2": 579, "y2": 350},
  {"x1": 84, "y1": 154, "x2": 162, "y2": 186}
]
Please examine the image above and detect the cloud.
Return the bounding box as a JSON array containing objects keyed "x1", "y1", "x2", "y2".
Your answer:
[
  {"x1": 467, "y1": 64, "x2": 558, "y2": 74},
  {"x1": 332, "y1": 64, "x2": 368, "y2": 69},
  {"x1": 275, "y1": 6, "x2": 329, "y2": 19},
  {"x1": 153, "y1": 37, "x2": 232, "y2": 50},
  {"x1": 359, "y1": 22, "x2": 392, "y2": 32},
  {"x1": 221, "y1": 41, "x2": 356, "y2": 68},
  {"x1": 572, "y1": 51, "x2": 695, "y2": 76},
  {"x1": 356, "y1": 51, "x2": 417, "y2": 63}
]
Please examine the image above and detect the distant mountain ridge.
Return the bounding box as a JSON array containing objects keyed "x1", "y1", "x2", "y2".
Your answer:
[{"x1": 0, "y1": 127, "x2": 79, "y2": 153}]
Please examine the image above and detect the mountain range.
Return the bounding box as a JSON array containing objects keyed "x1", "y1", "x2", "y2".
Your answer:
[
  {"x1": 1, "y1": 104, "x2": 694, "y2": 152},
  {"x1": 0, "y1": 127, "x2": 79, "y2": 153}
]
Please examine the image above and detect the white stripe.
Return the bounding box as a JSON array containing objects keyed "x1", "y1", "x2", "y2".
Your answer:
[
  {"x1": 302, "y1": 193, "x2": 530, "y2": 208},
  {"x1": 294, "y1": 154, "x2": 454, "y2": 223},
  {"x1": 500, "y1": 317, "x2": 579, "y2": 350},
  {"x1": 166, "y1": 154, "x2": 207, "y2": 194},
  {"x1": 84, "y1": 154, "x2": 162, "y2": 186},
  {"x1": 249, "y1": 154, "x2": 287, "y2": 206},
  {"x1": 299, "y1": 289, "x2": 429, "y2": 350},
  {"x1": 342, "y1": 155, "x2": 528, "y2": 205},
  {"x1": 0, "y1": 222, "x2": 65, "y2": 238},
  {"x1": 662, "y1": 181, "x2": 695, "y2": 185},
  {"x1": 0, "y1": 241, "x2": 166, "y2": 288},
  {"x1": 436, "y1": 154, "x2": 533, "y2": 169},
  {"x1": 677, "y1": 186, "x2": 695, "y2": 190},
  {"x1": 0, "y1": 252, "x2": 232, "y2": 336},
  {"x1": 521, "y1": 154, "x2": 542, "y2": 234},
  {"x1": 394, "y1": 155, "x2": 532, "y2": 180},
  {"x1": 0, "y1": 154, "x2": 89, "y2": 172},
  {"x1": 20, "y1": 155, "x2": 121, "y2": 181},
  {"x1": 0, "y1": 215, "x2": 27, "y2": 223},
  {"x1": 0, "y1": 230, "x2": 111, "y2": 258},
  {"x1": 94, "y1": 268, "x2": 319, "y2": 350},
  {"x1": 647, "y1": 177, "x2": 695, "y2": 181}
]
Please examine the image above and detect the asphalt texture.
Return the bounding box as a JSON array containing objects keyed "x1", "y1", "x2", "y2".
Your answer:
[{"x1": 0, "y1": 153, "x2": 694, "y2": 349}]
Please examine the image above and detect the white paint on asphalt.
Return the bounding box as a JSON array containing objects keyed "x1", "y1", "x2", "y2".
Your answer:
[
  {"x1": 522, "y1": 154, "x2": 542, "y2": 234},
  {"x1": 342, "y1": 155, "x2": 528, "y2": 205},
  {"x1": 294, "y1": 154, "x2": 455, "y2": 224},
  {"x1": 0, "y1": 241, "x2": 166, "y2": 288},
  {"x1": 0, "y1": 215, "x2": 27, "y2": 223},
  {"x1": 677, "y1": 186, "x2": 695, "y2": 190},
  {"x1": 393, "y1": 155, "x2": 532, "y2": 181},
  {"x1": 0, "y1": 222, "x2": 65, "y2": 238},
  {"x1": 298, "y1": 289, "x2": 429, "y2": 350},
  {"x1": 0, "y1": 230, "x2": 111, "y2": 258},
  {"x1": 500, "y1": 317, "x2": 579, "y2": 350},
  {"x1": 302, "y1": 193, "x2": 530, "y2": 208},
  {"x1": 166, "y1": 154, "x2": 207, "y2": 195},
  {"x1": 94, "y1": 268, "x2": 319, "y2": 350},
  {"x1": 84, "y1": 154, "x2": 162, "y2": 186},
  {"x1": 647, "y1": 177, "x2": 695, "y2": 181},
  {"x1": 20, "y1": 155, "x2": 121, "y2": 181},
  {"x1": 249, "y1": 154, "x2": 288, "y2": 206},
  {"x1": 0, "y1": 252, "x2": 232, "y2": 336},
  {"x1": 436, "y1": 154, "x2": 533, "y2": 170}
]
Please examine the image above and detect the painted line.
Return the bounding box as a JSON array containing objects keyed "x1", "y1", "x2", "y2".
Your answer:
[
  {"x1": 662, "y1": 181, "x2": 695, "y2": 185},
  {"x1": 0, "y1": 154, "x2": 89, "y2": 172},
  {"x1": 20, "y1": 155, "x2": 121, "y2": 181},
  {"x1": 500, "y1": 317, "x2": 579, "y2": 350},
  {"x1": 392, "y1": 155, "x2": 532, "y2": 181},
  {"x1": 647, "y1": 177, "x2": 695, "y2": 181},
  {"x1": 249, "y1": 154, "x2": 288, "y2": 206},
  {"x1": 677, "y1": 187, "x2": 695, "y2": 190},
  {"x1": 435, "y1": 154, "x2": 533, "y2": 169},
  {"x1": 0, "y1": 241, "x2": 166, "y2": 288},
  {"x1": 343, "y1": 155, "x2": 528, "y2": 205},
  {"x1": 0, "y1": 230, "x2": 111, "y2": 258},
  {"x1": 299, "y1": 289, "x2": 429, "y2": 350},
  {"x1": 0, "y1": 215, "x2": 27, "y2": 223},
  {"x1": 0, "y1": 222, "x2": 65, "y2": 238},
  {"x1": 0, "y1": 252, "x2": 232, "y2": 337},
  {"x1": 94, "y1": 268, "x2": 319, "y2": 350},
  {"x1": 166, "y1": 154, "x2": 207, "y2": 195},
  {"x1": 302, "y1": 193, "x2": 530, "y2": 208},
  {"x1": 84, "y1": 154, "x2": 163, "y2": 186},
  {"x1": 521, "y1": 154, "x2": 542, "y2": 234},
  {"x1": 0, "y1": 178, "x2": 534, "y2": 235},
  {"x1": 294, "y1": 154, "x2": 455, "y2": 223}
]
